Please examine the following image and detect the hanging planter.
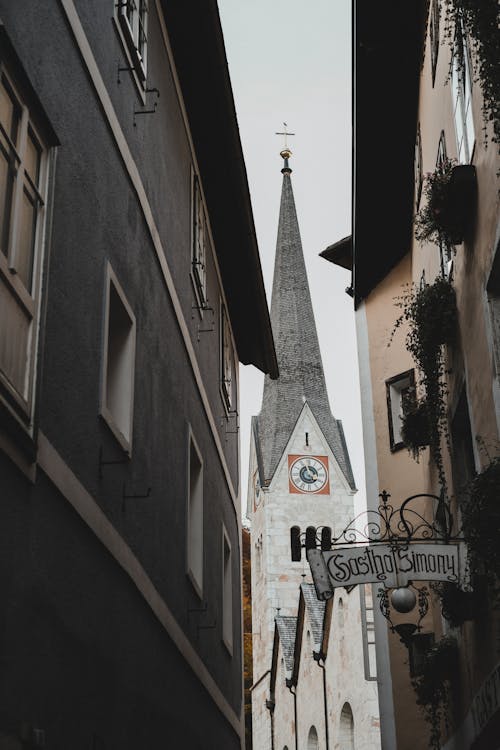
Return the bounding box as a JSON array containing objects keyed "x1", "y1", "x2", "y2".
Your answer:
[
  {"x1": 432, "y1": 582, "x2": 477, "y2": 628},
  {"x1": 412, "y1": 636, "x2": 459, "y2": 749},
  {"x1": 415, "y1": 160, "x2": 477, "y2": 247},
  {"x1": 401, "y1": 400, "x2": 430, "y2": 459}
]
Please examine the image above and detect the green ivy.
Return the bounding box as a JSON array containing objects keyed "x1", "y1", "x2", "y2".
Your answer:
[
  {"x1": 461, "y1": 456, "x2": 500, "y2": 585},
  {"x1": 391, "y1": 277, "x2": 457, "y2": 489},
  {"x1": 443, "y1": 0, "x2": 500, "y2": 146},
  {"x1": 415, "y1": 158, "x2": 456, "y2": 247},
  {"x1": 412, "y1": 635, "x2": 458, "y2": 749}
]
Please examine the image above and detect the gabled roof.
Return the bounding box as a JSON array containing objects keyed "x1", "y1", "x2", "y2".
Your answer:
[
  {"x1": 160, "y1": 0, "x2": 278, "y2": 378},
  {"x1": 275, "y1": 616, "x2": 298, "y2": 675},
  {"x1": 300, "y1": 583, "x2": 326, "y2": 653},
  {"x1": 254, "y1": 162, "x2": 355, "y2": 489}
]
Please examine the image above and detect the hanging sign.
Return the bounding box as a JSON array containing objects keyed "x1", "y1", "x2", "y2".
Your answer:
[{"x1": 308, "y1": 542, "x2": 465, "y2": 600}]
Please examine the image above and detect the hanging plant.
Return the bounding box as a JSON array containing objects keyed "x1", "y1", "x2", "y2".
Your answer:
[
  {"x1": 431, "y1": 581, "x2": 477, "y2": 627},
  {"x1": 443, "y1": 0, "x2": 500, "y2": 147},
  {"x1": 415, "y1": 159, "x2": 477, "y2": 246},
  {"x1": 401, "y1": 399, "x2": 430, "y2": 460},
  {"x1": 461, "y1": 456, "x2": 500, "y2": 586},
  {"x1": 412, "y1": 635, "x2": 459, "y2": 749},
  {"x1": 391, "y1": 277, "x2": 458, "y2": 488}
]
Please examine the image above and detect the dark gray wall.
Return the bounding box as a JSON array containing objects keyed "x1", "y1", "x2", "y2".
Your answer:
[{"x1": 0, "y1": 0, "x2": 243, "y2": 746}]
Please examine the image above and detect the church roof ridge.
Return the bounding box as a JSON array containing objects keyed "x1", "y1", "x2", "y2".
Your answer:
[{"x1": 255, "y1": 164, "x2": 355, "y2": 489}]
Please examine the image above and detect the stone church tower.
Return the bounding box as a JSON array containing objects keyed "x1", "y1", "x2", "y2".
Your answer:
[{"x1": 248, "y1": 149, "x2": 380, "y2": 750}]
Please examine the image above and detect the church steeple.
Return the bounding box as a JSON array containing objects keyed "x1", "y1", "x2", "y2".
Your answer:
[{"x1": 254, "y1": 150, "x2": 355, "y2": 489}]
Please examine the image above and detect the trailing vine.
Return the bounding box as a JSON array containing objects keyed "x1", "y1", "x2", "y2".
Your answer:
[
  {"x1": 390, "y1": 277, "x2": 457, "y2": 489},
  {"x1": 415, "y1": 158, "x2": 457, "y2": 247},
  {"x1": 443, "y1": 0, "x2": 500, "y2": 146},
  {"x1": 412, "y1": 635, "x2": 458, "y2": 749},
  {"x1": 461, "y1": 455, "x2": 500, "y2": 587}
]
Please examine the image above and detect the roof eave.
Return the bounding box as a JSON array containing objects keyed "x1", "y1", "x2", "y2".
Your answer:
[{"x1": 160, "y1": 0, "x2": 278, "y2": 378}]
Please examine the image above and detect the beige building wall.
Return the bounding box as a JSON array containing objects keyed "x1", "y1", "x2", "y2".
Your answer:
[{"x1": 355, "y1": 4, "x2": 500, "y2": 748}]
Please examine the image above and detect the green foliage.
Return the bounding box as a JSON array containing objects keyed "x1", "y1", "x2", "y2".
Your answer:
[
  {"x1": 412, "y1": 636, "x2": 458, "y2": 749},
  {"x1": 431, "y1": 581, "x2": 477, "y2": 627},
  {"x1": 415, "y1": 158, "x2": 457, "y2": 246},
  {"x1": 401, "y1": 399, "x2": 431, "y2": 460},
  {"x1": 443, "y1": 0, "x2": 500, "y2": 146},
  {"x1": 461, "y1": 457, "x2": 500, "y2": 585},
  {"x1": 391, "y1": 278, "x2": 457, "y2": 486}
]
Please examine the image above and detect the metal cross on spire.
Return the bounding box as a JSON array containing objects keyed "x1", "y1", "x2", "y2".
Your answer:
[{"x1": 275, "y1": 122, "x2": 295, "y2": 150}]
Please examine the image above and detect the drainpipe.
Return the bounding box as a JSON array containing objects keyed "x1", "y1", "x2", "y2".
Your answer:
[
  {"x1": 287, "y1": 680, "x2": 298, "y2": 750},
  {"x1": 265, "y1": 699, "x2": 275, "y2": 750},
  {"x1": 314, "y1": 653, "x2": 329, "y2": 750}
]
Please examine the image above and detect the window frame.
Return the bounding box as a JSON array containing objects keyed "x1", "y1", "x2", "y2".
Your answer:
[
  {"x1": 222, "y1": 524, "x2": 233, "y2": 654},
  {"x1": 220, "y1": 300, "x2": 234, "y2": 413},
  {"x1": 429, "y1": 0, "x2": 440, "y2": 86},
  {"x1": 0, "y1": 63, "x2": 51, "y2": 425},
  {"x1": 451, "y1": 27, "x2": 475, "y2": 165},
  {"x1": 114, "y1": 0, "x2": 148, "y2": 91},
  {"x1": 386, "y1": 369, "x2": 416, "y2": 452},
  {"x1": 186, "y1": 426, "x2": 204, "y2": 598},
  {"x1": 191, "y1": 171, "x2": 208, "y2": 311},
  {"x1": 100, "y1": 263, "x2": 137, "y2": 456},
  {"x1": 414, "y1": 122, "x2": 423, "y2": 210}
]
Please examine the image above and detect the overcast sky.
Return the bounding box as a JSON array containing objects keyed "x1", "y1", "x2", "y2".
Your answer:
[{"x1": 217, "y1": 0, "x2": 366, "y2": 516}]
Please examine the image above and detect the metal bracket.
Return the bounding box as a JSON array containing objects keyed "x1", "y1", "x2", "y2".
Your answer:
[
  {"x1": 98, "y1": 446, "x2": 128, "y2": 479},
  {"x1": 122, "y1": 482, "x2": 152, "y2": 513},
  {"x1": 133, "y1": 88, "x2": 160, "y2": 126}
]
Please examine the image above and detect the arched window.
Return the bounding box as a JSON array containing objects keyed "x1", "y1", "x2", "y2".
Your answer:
[
  {"x1": 339, "y1": 703, "x2": 354, "y2": 750},
  {"x1": 338, "y1": 597, "x2": 344, "y2": 627},
  {"x1": 307, "y1": 726, "x2": 319, "y2": 750}
]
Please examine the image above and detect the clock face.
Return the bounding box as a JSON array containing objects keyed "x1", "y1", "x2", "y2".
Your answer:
[{"x1": 288, "y1": 456, "x2": 329, "y2": 494}]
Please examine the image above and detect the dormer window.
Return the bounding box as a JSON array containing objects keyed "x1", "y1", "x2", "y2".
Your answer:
[{"x1": 116, "y1": 0, "x2": 148, "y2": 82}]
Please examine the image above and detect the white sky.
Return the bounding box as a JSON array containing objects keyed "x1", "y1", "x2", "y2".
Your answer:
[{"x1": 217, "y1": 0, "x2": 367, "y2": 517}]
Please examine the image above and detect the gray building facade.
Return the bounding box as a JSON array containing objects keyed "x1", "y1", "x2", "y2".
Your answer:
[{"x1": 0, "y1": 1, "x2": 276, "y2": 748}]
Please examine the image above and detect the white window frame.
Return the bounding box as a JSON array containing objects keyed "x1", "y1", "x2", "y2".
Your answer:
[
  {"x1": 451, "y1": 29, "x2": 475, "y2": 164},
  {"x1": 191, "y1": 171, "x2": 208, "y2": 311},
  {"x1": 0, "y1": 65, "x2": 50, "y2": 425},
  {"x1": 220, "y1": 301, "x2": 234, "y2": 413},
  {"x1": 187, "y1": 427, "x2": 204, "y2": 597},
  {"x1": 114, "y1": 0, "x2": 148, "y2": 89},
  {"x1": 222, "y1": 524, "x2": 233, "y2": 654},
  {"x1": 100, "y1": 263, "x2": 136, "y2": 455},
  {"x1": 386, "y1": 369, "x2": 415, "y2": 451}
]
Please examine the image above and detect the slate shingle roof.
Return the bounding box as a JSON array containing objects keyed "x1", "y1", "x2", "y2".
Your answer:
[
  {"x1": 301, "y1": 583, "x2": 325, "y2": 651},
  {"x1": 255, "y1": 168, "x2": 355, "y2": 489},
  {"x1": 275, "y1": 615, "x2": 297, "y2": 673}
]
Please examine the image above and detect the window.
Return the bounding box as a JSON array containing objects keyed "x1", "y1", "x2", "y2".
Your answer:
[
  {"x1": 191, "y1": 174, "x2": 207, "y2": 309},
  {"x1": 386, "y1": 370, "x2": 415, "y2": 451},
  {"x1": 0, "y1": 65, "x2": 51, "y2": 424},
  {"x1": 307, "y1": 726, "x2": 319, "y2": 750},
  {"x1": 409, "y1": 632, "x2": 435, "y2": 677},
  {"x1": 339, "y1": 704, "x2": 355, "y2": 750},
  {"x1": 220, "y1": 302, "x2": 234, "y2": 411},
  {"x1": 436, "y1": 130, "x2": 447, "y2": 169},
  {"x1": 116, "y1": 0, "x2": 148, "y2": 82},
  {"x1": 101, "y1": 265, "x2": 136, "y2": 454},
  {"x1": 360, "y1": 585, "x2": 377, "y2": 679},
  {"x1": 222, "y1": 525, "x2": 233, "y2": 652},
  {"x1": 451, "y1": 29, "x2": 475, "y2": 164},
  {"x1": 430, "y1": 0, "x2": 440, "y2": 85},
  {"x1": 414, "y1": 123, "x2": 423, "y2": 210},
  {"x1": 187, "y1": 430, "x2": 203, "y2": 596}
]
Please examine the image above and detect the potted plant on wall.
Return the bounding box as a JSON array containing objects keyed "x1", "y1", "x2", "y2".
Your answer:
[
  {"x1": 412, "y1": 635, "x2": 459, "y2": 749},
  {"x1": 415, "y1": 158, "x2": 477, "y2": 247}
]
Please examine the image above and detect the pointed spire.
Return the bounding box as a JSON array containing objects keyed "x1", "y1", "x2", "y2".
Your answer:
[{"x1": 254, "y1": 156, "x2": 355, "y2": 489}]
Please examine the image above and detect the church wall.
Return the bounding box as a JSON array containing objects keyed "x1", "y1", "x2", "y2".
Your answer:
[{"x1": 325, "y1": 588, "x2": 380, "y2": 750}]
